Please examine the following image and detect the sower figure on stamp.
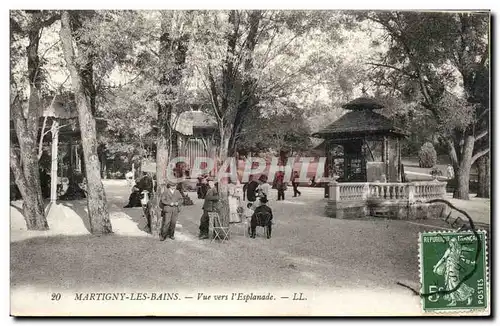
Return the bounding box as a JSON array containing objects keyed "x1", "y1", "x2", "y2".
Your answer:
[
  {"x1": 433, "y1": 237, "x2": 475, "y2": 306},
  {"x1": 159, "y1": 182, "x2": 184, "y2": 241},
  {"x1": 198, "y1": 180, "x2": 219, "y2": 239}
]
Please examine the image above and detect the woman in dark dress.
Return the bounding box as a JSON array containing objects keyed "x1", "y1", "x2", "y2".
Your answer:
[{"x1": 124, "y1": 173, "x2": 153, "y2": 208}]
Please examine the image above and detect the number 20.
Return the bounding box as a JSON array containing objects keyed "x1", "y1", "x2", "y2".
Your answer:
[{"x1": 51, "y1": 293, "x2": 61, "y2": 301}]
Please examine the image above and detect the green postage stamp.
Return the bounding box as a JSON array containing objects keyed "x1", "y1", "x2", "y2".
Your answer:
[{"x1": 419, "y1": 231, "x2": 488, "y2": 312}]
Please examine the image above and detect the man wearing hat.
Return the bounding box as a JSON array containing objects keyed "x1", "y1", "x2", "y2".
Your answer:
[
  {"x1": 198, "y1": 180, "x2": 219, "y2": 239},
  {"x1": 250, "y1": 197, "x2": 274, "y2": 239},
  {"x1": 159, "y1": 181, "x2": 184, "y2": 241}
]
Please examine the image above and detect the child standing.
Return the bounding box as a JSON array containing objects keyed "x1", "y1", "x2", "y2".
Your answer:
[{"x1": 244, "y1": 202, "x2": 255, "y2": 236}]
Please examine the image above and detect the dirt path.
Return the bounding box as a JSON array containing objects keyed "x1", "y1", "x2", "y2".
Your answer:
[{"x1": 10, "y1": 180, "x2": 489, "y2": 316}]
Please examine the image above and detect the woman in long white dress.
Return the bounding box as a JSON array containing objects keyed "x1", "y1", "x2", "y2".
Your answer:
[{"x1": 228, "y1": 178, "x2": 243, "y2": 223}]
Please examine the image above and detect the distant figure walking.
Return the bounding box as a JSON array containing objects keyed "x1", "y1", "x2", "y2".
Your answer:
[
  {"x1": 159, "y1": 182, "x2": 184, "y2": 241},
  {"x1": 274, "y1": 171, "x2": 286, "y2": 201},
  {"x1": 292, "y1": 171, "x2": 301, "y2": 197}
]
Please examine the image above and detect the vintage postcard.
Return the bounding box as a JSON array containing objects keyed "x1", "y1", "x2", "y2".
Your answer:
[{"x1": 9, "y1": 8, "x2": 491, "y2": 316}]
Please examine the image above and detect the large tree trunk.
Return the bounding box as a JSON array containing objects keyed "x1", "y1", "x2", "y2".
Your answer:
[
  {"x1": 9, "y1": 12, "x2": 50, "y2": 230},
  {"x1": 455, "y1": 165, "x2": 472, "y2": 200},
  {"x1": 152, "y1": 13, "x2": 189, "y2": 236},
  {"x1": 213, "y1": 126, "x2": 232, "y2": 236},
  {"x1": 218, "y1": 126, "x2": 231, "y2": 163},
  {"x1": 448, "y1": 135, "x2": 474, "y2": 200},
  {"x1": 156, "y1": 102, "x2": 170, "y2": 186},
  {"x1": 476, "y1": 155, "x2": 490, "y2": 198},
  {"x1": 60, "y1": 11, "x2": 112, "y2": 234},
  {"x1": 155, "y1": 13, "x2": 189, "y2": 185},
  {"x1": 10, "y1": 146, "x2": 48, "y2": 230},
  {"x1": 227, "y1": 11, "x2": 261, "y2": 157}
]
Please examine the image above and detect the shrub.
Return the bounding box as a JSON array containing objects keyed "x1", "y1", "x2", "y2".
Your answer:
[
  {"x1": 430, "y1": 167, "x2": 443, "y2": 178},
  {"x1": 418, "y1": 142, "x2": 437, "y2": 168}
]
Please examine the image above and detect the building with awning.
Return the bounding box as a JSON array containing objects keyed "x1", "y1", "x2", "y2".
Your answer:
[{"x1": 143, "y1": 110, "x2": 219, "y2": 175}]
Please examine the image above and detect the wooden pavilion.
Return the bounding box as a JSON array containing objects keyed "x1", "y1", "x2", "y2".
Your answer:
[
  {"x1": 312, "y1": 97, "x2": 406, "y2": 185},
  {"x1": 312, "y1": 97, "x2": 447, "y2": 220}
]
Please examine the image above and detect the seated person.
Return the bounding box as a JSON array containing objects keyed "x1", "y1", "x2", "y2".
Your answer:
[
  {"x1": 250, "y1": 197, "x2": 273, "y2": 239},
  {"x1": 124, "y1": 173, "x2": 153, "y2": 208},
  {"x1": 137, "y1": 172, "x2": 154, "y2": 193}
]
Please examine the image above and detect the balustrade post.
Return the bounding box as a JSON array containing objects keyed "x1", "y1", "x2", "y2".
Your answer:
[
  {"x1": 408, "y1": 183, "x2": 415, "y2": 203},
  {"x1": 329, "y1": 181, "x2": 340, "y2": 203},
  {"x1": 362, "y1": 183, "x2": 369, "y2": 200}
]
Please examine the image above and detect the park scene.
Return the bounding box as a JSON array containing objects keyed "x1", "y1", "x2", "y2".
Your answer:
[{"x1": 10, "y1": 10, "x2": 490, "y2": 316}]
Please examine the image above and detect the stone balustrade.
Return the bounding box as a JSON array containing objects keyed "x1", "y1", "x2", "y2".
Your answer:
[
  {"x1": 369, "y1": 183, "x2": 408, "y2": 200},
  {"x1": 326, "y1": 180, "x2": 447, "y2": 220},
  {"x1": 339, "y1": 183, "x2": 367, "y2": 201}
]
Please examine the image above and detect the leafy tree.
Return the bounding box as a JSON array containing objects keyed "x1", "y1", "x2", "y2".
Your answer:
[
  {"x1": 362, "y1": 11, "x2": 489, "y2": 199},
  {"x1": 238, "y1": 106, "x2": 312, "y2": 157},
  {"x1": 418, "y1": 142, "x2": 437, "y2": 168},
  {"x1": 190, "y1": 10, "x2": 348, "y2": 159},
  {"x1": 56, "y1": 10, "x2": 153, "y2": 233},
  {"x1": 59, "y1": 10, "x2": 112, "y2": 234},
  {"x1": 99, "y1": 85, "x2": 156, "y2": 168},
  {"x1": 10, "y1": 10, "x2": 59, "y2": 230}
]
